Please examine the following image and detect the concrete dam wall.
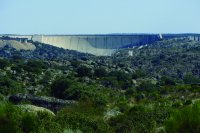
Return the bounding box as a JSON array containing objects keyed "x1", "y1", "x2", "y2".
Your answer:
[
  {"x1": 2, "y1": 34, "x2": 200, "y2": 56},
  {"x1": 31, "y1": 35, "x2": 160, "y2": 56}
]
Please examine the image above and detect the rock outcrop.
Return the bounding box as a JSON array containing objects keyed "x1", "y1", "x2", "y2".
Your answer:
[
  {"x1": 17, "y1": 104, "x2": 55, "y2": 116},
  {"x1": 9, "y1": 94, "x2": 76, "y2": 112}
]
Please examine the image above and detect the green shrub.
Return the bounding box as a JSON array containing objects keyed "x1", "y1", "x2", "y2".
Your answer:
[
  {"x1": 23, "y1": 60, "x2": 47, "y2": 74},
  {"x1": 109, "y1": 114, "x2": 133, "y2": 133},
  {"x1": 94, "y1": 67, "x2": 107, "y2": 77},
  {"x1": 172, "y1": 101, "x2": 183, "y2": 108},
  {"x1": 0, "y1": 76, "x2": 24, "y2": 95},
  {"x1": 127, "y1": 106, "x2": 157, "y2": 133},
  {"x1": 0, "y1": 102, "x2": 62, "y2": 133},
  {"x1": 137, "y1": 80, "x2": 156, "y2": 92},
  {"x1": 109, "y1": 105, "x2": 170, "y2": 133},
  {"x1": 183, "y1": 74, "x2": 200, "y2": 84},
  {"x1": 184, "y1": 100, "x2": 192, "y2": 105},
  {"x1": 71, "y1": 61, "x2": 81, "y2": 68},
  {"x1": 116, "y1": 102, "x2": 130, "y2": 113},
  {"x1": 0, "y1": 58, "x2": 9, "y2": 69},
  {"x1": 165, "y1": 102, "x2": 200, "y2": 133},
  {"x1": 21, "y1": 113, "x2": 37, "y2": 133},
  {"x1": 0, "y1": 102, "x2": 22, "y2": 133},
  {"x1": 103, "y1": 71, "x2": 132, "y2": 89},
  {"x1": 36, "y1": 111, "x2": 62, "y2": 133},
  {"x1": 57, "y1": 108, "x2": 111, "y2": 133},
  {"x1": 76, "y1": 66, "x2": 92, "y2": 77},
  {"x1": 51, "y1": 77, "x2": 71, "y2": 99},
  {"x1": 132, "y1": 69, "x2": 146, "y2": 79},
  {"x1": 160, "y1": 76, "x2": 176, "y2": 85},
  {"x1": 189, "y1": 84, "x2": 200, "y2": 93},
  {"x1": 109, "y1": 105, "x2": 156, "y2": 133},
  {"x1": 0, "y1": 93, "x2": 6, "y2": 101}
]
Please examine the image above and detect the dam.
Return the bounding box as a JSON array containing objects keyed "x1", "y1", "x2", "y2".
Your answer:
[
  {"x1": 31, "y1": 34, "x2": 161, "y2": 56},
  {"x1": 2, "y1": 34, "x2": 200, "y2": 56}
]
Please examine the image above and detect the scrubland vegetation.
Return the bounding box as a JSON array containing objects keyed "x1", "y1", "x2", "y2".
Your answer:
[{"x1": 0, "y1": 38, "x2": 200, "y2": 133}]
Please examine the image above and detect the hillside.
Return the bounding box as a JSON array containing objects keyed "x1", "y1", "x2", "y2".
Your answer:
[
  {"x1": 0, "y1": 40, "x2": 36, "y2": 50},
  {"x1": 111, "y1": 38, "x2": 200, "y2": 80},
  {"x1": 0, "y1": 38, "x2": 200, "y2": 133}
]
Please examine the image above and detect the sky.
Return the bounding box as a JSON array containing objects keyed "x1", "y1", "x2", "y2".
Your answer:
[{"x1": 0, "y1": 0, "x2": 200, "y2": 34}]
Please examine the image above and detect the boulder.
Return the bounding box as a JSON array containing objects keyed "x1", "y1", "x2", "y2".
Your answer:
[{"x1": 17, "y1": 104, "x2": 55, "y2": 116}]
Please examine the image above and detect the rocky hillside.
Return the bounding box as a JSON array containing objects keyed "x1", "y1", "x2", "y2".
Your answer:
[
  {"x1": 110, "y1": 38, "x2": 200, "y2": 80},
  {"x1": 0, "y1": 37, "x2": 200, "y2": 133},
  {"x1": 0, "y1": 39, "x2": 94, "y2": 60},
  {"x1": 1, "y1": 37, "x2": 200, "y2": 81},
  {"x1": 0, "y1": 40, "x2": 36, "y2": 50}
]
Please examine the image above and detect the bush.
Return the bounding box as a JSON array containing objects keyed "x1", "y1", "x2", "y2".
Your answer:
[
  {"x1": 109, "y1": 114, "x2": 133, "y2": 133},
  {"x1": 102, "y1": 76, "x2": 119, "y2": 88},
  {"x1": 57, "y1": 108, "x2": 111, "y2": 133},
  {"x1": 160, "y1": 76, "x2": 176, "y2": 85},
  {"x1": 189, "y1": 84, "x2": 200, "y2": 93},
  {"x1": 23, "y1": 60, "x2": 47, "y2": 74},
  {"x1": 0, "y1": 59, "x2": 9, "y2": 69},
  {"x1": 104, "y1": 71, "x2": 132, "y2": 89},
  {"x1": 94, "y1": 67, "x2": 107, "y2": 77},
  {"x1": 172, "y1": 101, "x2": 183, "y2": 108},
  {"x1": 0, "y1": 102, "x2": 62, "y2": 133},
  {"x1": 132, "y1": 69, "x2": 146, "y2": 79},
  {"x1": 36, "y1": 111, "x2": 62, "y2": 133},
  {"x1": 21, "y1": 113, "x2": 37, "y2": 133},
  {"x1": 183, "y1": 74, "x2": 200, "y2": 84},
  {"x1": 51, "y1": 77, "x2": 71, "y2": 99},
  {"x1": 71, "y1": 61, "x2": 81, "y2": 68},
  {"x1": 0, "y1": 76, "x2": 24, "y2": 95},
  {"x1": 0, "y1": 102, "x2": 21, "y2": 133},
  {"x1": 137, "y1": 80, "x2": 156, "y2": 92},
  {"x1": 165, "y1": 102, "x2": 200, "y2": 133},
  {"x1": 125, "y1": 88, "x2": 136, "y2": 97},
  {"x1": 109, "y1": 105, "x2": 156, "y2": 133},
  {"x1": 109, "y1": 105, "x2": 170, "y2": 133},
  {"x1": 69, "y1": 84, "x2": 109, "y2": 107},
  {"x1": 51, "y1": 79, "x2": 110, "y2": 107},
  {"x1": 76, "y1": 66, "x2": 92, "y2": 77}
]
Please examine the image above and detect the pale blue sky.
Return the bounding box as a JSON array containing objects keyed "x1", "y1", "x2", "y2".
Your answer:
[{"x1": 0, "y1": 0, "x2": 200, "y2": 34}]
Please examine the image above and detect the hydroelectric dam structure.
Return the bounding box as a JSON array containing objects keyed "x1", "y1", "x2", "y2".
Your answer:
[{"x1": 2, "y1": 34, "x2": 200, "y2": 56}]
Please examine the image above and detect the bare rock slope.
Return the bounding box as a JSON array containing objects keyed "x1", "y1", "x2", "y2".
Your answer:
[{"x1": 0, "y1": 40, "x2": 36, "y2": 50}]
